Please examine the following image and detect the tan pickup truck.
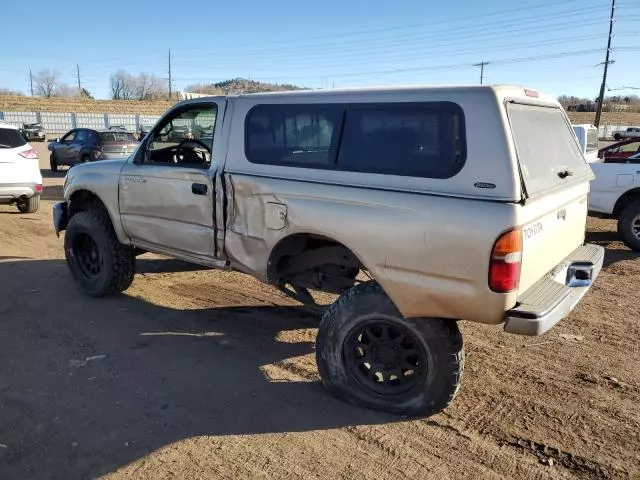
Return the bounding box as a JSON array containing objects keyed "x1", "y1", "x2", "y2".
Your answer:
[{"x1": 53, "y1": 85, "x2": 604, "y2": 416}]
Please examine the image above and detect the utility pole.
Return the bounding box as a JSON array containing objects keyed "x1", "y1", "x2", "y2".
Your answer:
[
  {"x1": 168, "y1": 49, "x2": 172, "y2": 100},
  {"x1": 76, "y1": 64, "x2": 81, "y2": 91},
  {"x1": 474, "y1": 61, "x2": 489, "y2": 84},
  {"x1": 594, "y1": 0, "x2": 616, "y2": 127},
  {"x1": 29, "y1": 69, "x2": 34, "y2": 96}
]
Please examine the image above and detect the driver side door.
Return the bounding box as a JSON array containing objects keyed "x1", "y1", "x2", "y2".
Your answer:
[
  {"x1": 118, "y1": 101, "x2": 224, "y2": 263},
  {"x1": 55, "y1": 130, "x2": 77, "y2": 163}
]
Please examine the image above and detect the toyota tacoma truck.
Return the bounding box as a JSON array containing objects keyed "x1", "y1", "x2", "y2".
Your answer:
[{"x1": 53, "y1": 85, "x2": 604, "y2": 416}]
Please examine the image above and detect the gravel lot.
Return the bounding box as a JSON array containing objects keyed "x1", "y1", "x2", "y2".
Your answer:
[{"x1": 0, "y1": 143, "x2": 638, "y2": 479}]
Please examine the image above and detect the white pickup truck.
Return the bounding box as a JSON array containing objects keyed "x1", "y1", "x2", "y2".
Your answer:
[
  {"x1": 589, "y1": 151, "x2": 640, "y2": 251},
  {"x1": 612, "y1": 127, "x2": 640, "y2": 141}
]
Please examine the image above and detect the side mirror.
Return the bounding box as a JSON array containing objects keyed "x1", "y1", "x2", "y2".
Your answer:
[
  {"x1": 54, "y1": 138, "x2": 60, "y2": 143},
  {"x1": 132, "y1": 140, "x2": 150, "y2": 165}
]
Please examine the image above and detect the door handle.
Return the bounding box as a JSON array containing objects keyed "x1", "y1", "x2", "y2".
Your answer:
[{"x1": 192, "y1": 183, "x2": 208, "y2": 195}]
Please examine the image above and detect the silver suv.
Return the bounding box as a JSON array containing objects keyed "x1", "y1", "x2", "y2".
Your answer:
[{"x1": 53, "y1": 86, "x2": 603, "y2": 416}]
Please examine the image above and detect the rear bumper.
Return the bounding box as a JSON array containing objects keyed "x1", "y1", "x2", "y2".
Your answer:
[
  {"x1": 0, "y1": 183, "x2": 42, "y2": 202},
  {"x1": 504, "y1": 244, "x2": 604, "y2": 336}
]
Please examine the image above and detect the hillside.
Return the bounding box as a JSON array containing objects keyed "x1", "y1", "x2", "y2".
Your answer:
[
  {"x1": 184, "y1": 78, "x2": 305, "y2": 95},
  {"x1": 0, "y1": 95, "x2": 173, "y2": 115},
  {"x1": 566, "y1": 111, "x2": 640, "y2": 126}
]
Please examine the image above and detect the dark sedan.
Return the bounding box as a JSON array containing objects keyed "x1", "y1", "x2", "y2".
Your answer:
[{"x1": 48, "y1": 128, "x2": 140, "y2": 172}]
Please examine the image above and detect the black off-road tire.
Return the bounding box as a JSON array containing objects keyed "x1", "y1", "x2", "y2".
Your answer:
[
  {"x1": 617, "y1": 200, "x2": 640, "y2": 252},
  {"x1": 81, "y1": 154, "x2": 90, "y2": 163},
  {"x1": 316, "y1": 282, "x2": 464, "y2": 417},
  {"x1": 613, "y1": 134, "x2": 621, "y2": 140},
  {"x1": 64, "y1": 208, "x2": 135, "y2": 296},
  {"x1": 50, "y1": 153, "x2": 58, "y2": 172},
  {"x1": 17, "y1": 195, "x2": 40, "y2": 214}
]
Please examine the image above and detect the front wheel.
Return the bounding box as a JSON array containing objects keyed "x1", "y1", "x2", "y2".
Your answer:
[
  {"x1": 617, "y1": 200, "x2": 640, "y2": 252},
  {"x1": 64, "y1": 209, "x2": 135, "y2": 296},
  {"x1": 316, "y1": 282, "x2": 464, "y2": 416}
]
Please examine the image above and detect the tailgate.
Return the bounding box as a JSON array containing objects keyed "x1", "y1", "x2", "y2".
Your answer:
[
  {"x1": 517, "y1": 183, "x2": 589, "y2": 292},
  {"x1": 505, "y1": 101, "x2": 594, "y2": 292}
]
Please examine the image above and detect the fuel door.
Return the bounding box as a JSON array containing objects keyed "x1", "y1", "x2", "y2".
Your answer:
[{"x1": 265, "y1": 202, "x2": 287, "y2": 230}]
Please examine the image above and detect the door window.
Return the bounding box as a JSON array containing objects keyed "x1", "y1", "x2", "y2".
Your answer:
[
  {"x1": 146, "y1": 105, "x2": 217, "y2": 168},
  {"x1": 61, "y1": 131, "x2": 76, "y2": 143},
  {"x1": 75, "y1": 130, "x2": 88, "y2": 142}
]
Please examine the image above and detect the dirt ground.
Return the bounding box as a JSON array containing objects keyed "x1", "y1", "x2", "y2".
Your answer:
[{"x1": 0, "y1": 144, "x2": 639, "y2": 480}]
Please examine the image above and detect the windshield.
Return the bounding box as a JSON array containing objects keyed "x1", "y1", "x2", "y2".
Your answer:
[
  {"x1": 507, "y1": 102, "x2": 591, "y2": 197},
  {"x1": 0, "y1": 128, "x2": 27, "y2": 148}
]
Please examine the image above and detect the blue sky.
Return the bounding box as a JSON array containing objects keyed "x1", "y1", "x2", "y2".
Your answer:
[{"x1": 1, "y1": 0, "x2": 638, "y2": 99}]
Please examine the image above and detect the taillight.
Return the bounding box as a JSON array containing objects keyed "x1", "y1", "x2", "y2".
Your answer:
[
  {"x1": 19, "y1": 147, "x2": 38, "y2": 159},
  {"x1": 34, "y1": 184, "x2": 43, "y2": 193},
  {"x1": 489, "y1": 229, "x2": 522, "y2": 293}
]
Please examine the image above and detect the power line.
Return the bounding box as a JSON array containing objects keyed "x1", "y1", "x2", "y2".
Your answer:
[
  {"x1": 176, "y1": 48, "x2": 606, "y2": 83},
  {"x1": 184, "y1": 8, "x2": 611, "y2": 59},
  {"x1": 176, "y1": 32, "x2": 612, "y2": 74},
  {"x1": 186, "y1": 0, "x2": 603, "y2": 52}
]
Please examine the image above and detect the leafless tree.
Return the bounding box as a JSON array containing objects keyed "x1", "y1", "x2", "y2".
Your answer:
[
  {"x1": 136, "y1": 73, "x2": 166, "y2": 100},
  {"x1": 110, "y1": 70, "x2": 137, "y2": 100},
  {"x1": 0, "y1": 88, "x2": 24, "y2": 96},
  {"x1": 35, "y1": 69, "x2": 60, "y2": 98},
  {"x1": 53, "y1": 84, "x2": 79, "y2": 98}
]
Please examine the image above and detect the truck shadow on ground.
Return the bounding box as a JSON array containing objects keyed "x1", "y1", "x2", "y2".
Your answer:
[
  {"x1": 0, "y1": 258, "x2": 395, "y2": 480},
  {"x1": 585, "y1": 230, "x2": 639, "y2": 268}
]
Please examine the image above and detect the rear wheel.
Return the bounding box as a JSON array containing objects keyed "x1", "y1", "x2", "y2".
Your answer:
[
  {"x1": 81, "y1": 154, "x2": 90, "y2": 163},
  {"x1": 17, "y1": 195, "x2": 40, "y2": 214},
  {"x1": 49, "y1": 153, "x2": 58, "y2": 172},
  {"x1": 64, "y1": 208, "x2": 135, "y2": 296},
  {"x1": 316, "y1": 282, "x2": 464, "y2": 416},
  {"x1": 617, "y1": 200, "x2": 640, "y2": 252}
]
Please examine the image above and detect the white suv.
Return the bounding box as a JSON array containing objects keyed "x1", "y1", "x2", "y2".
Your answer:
[{"x1": 0, "y1": 121, "x2": 43, "y2": 213}]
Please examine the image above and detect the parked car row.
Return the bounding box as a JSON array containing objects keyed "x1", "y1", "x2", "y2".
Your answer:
[{"x1": 48, "y1": 128, "x2": 140, "y2": 171}]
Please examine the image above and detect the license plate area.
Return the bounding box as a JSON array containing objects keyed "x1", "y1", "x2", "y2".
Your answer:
[{"x1": 566, "y1": 262, "x2": 595, "y2": 287}]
